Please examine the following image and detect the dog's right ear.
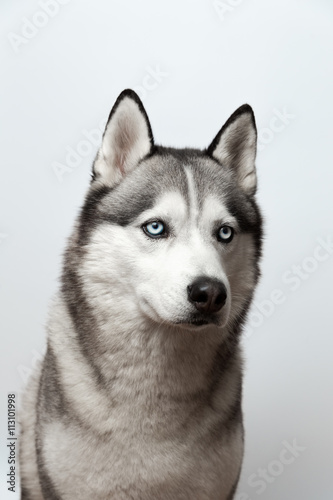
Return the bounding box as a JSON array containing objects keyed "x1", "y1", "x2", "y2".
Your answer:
[{"x1": 92, "y1": 89, "x2": 154, "y2": 187}]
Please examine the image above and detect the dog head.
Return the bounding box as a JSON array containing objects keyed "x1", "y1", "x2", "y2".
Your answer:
[{"x1": 67, "y1": 90, "x2": 262, "y2": 333}]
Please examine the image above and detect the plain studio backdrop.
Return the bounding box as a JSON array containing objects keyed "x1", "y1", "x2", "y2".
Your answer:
[{"x1": 1, "y1": 0, "x2": 332, "y2": 498}]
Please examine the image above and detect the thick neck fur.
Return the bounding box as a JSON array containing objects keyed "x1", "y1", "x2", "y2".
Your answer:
[{"x1": 48, "y1": 287, "x2": 242, "y2": 436}]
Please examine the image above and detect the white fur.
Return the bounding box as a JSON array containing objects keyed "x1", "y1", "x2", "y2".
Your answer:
[{"x1": 41, "y1": 417, "x2": 243, "y2": 500}]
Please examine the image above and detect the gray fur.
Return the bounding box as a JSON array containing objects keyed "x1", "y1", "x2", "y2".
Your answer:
[{"x1": 19, "y1": 90, "x2": 263, "y2": 499}]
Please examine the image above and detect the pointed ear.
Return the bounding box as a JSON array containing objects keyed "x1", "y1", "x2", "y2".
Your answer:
[
  {"x1": 207, "y1": 104, "x2": 257, "y2": 195},
  {"x1": 92, "y1": 89, "x2": 154, "y2": 186}
]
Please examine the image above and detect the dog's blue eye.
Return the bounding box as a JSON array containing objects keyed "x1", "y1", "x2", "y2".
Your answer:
[
  {"x1": 217, "y1": 226, "x2": 234, "y2": 243},
  {"x1": 143, "y1": 221, "x2": 165, "y2": 238}
]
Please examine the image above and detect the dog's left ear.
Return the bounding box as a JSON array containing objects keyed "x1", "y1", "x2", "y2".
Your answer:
[
  {"x1": 207, "y1": 105, "x2": 257, "y2": 196},
  {"x1": 92, "y1": 89, "x2": 154, "y2": 186}
]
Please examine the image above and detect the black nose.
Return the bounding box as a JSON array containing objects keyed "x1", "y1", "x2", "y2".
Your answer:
[{"x1": 187, "y1": 278, "x2": 227, "y2": 314}]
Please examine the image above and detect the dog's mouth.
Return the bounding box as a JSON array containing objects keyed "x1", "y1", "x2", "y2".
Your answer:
[
  {"x1": 188, "y1": 319, "x2": 210, "y2": 326},
  {"x1": 138, "y1": 296, "x2": 225, "y2": 329},
  {"x1": 175, "y1": 314, "x2": 220, "y2": 329}
]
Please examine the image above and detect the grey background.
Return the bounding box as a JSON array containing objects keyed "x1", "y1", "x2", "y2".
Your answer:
[{"x1": 1, "y1": 0, "x2": 333, "y2": 498}]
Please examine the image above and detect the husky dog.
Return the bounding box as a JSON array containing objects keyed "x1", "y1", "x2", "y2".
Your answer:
[{"x1": 19, "y1": 89, "x2": 263, "y2": 500}]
